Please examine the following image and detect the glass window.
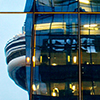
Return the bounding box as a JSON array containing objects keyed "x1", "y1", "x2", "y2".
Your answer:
[
  {"x1": 30, "y1": 14, "x2": 79, "y2": 100},
  {"x1": 80, "y1": 0, "x2": 100, "y2": 12},
  {"x1": 24, "y1": 0, "x2": 100, "y2": 100},
  {"x1": 81, "y1": 14, "x2": 100, "y2": 99},
  {"x1": 36, "y1": 0, "x2": 78, "y2": 12}
]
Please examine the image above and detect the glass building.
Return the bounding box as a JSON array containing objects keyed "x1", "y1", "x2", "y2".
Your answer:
[{"x1": 4, "y1": 0, "x2": 100, "y2": 100}]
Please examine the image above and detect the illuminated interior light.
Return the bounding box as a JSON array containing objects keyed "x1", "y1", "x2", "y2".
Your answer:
[
  {"x1": 73, "y1": 56, "x2": 77, "y2": 63},
  {"x1": 52, "y1": 92, "x2": 56, "y2": 97},
  {"x1": 95, "y1": 28, "x2": 98, "y2": 30},
  {"x1": 32, "y1": 56, "x2": 35, "y2": 62},
  {"x1": 69, "y1": 84, "x2": 72, "y2": 89},
  {"x1": 54, "y1": 88, "x2": 59, "y2": 92},
  {"x1": 26, "y1": 57, "x2": 30, "y2": 63},
  {"x1": 79, "y1": 0, "x2": 90, "y2": 4},
  {"x1": 32, "y1": 56, "x2": 36, "y2": 67},
  {"x1": 37, "y1": 84, "x2": 39, "y2": 90},
  {"x1": 40, "y1": 56, "x2": 42, "y2": 63},
  {"x1": 52, "y1": 88, "x2": 59, "y2": 97},
  {"x1": 48, "y1": 57, "x2": 50, "y2": 59},
  {"x1": 32, "y1": 84, "x2": 36, "y2": 91},
  {"x1": 90, "y1": 24, "x2": 97, "y2": 27},
  {"x1": 88, "y1": 27, "x2": 94, "y2": 30},
  {"x1": 87, "y1": 62, "x2": 89, "y2": 64},
  {"x1": 81, "y1": 6, "x2": 91, "y2": 12},
  {"x1": 84, "y1": 24, "x2": 97, "y2": 28},
  {"x1": 90, "y1": 87, "x2": 92, "y2": 90},
  {"x1": 69, "y1": 84, "x2": 75, "y2": 90},
  {"x1": 72, "y1": 85, "x2": 75, "y2": 91},
  {"x1": 84, "y1": 24, "x2": 90, "y2": 27},
  {"x1": 52, "y1": 63, "x2": 57, "y2": 66},
  {"x1": 68, "y1": 55, "x2": 70, "y2": 62},
  {"x1": 34, "y1": 22, "x2": 66, "y2": 32}
]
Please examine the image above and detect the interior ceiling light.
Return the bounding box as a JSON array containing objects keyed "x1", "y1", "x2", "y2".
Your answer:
[
  {"x1": 34, "y1": 22, "x2": 66, "y2": 30},
  {"x1": 83, "y1": 24, "x2": 97, "y2": 28},
  {"x1": 73, "y1": 56, "x2": 77, "y2": 63},
  {"x1": 26, "y1": 57, "x2": 30, "y2": 63},
  {"x1": 52, "y1": 63, "x2": 57, "y2": 66},
  {"x1": 32, "y1": 84, "x2": 36, "y2": 91},
  {"x1": 79, "y1": 0, "x2": 90, "y2": 4},
  {"x1": 32, "y1": 56, "x2": 35, "y2": 62}
]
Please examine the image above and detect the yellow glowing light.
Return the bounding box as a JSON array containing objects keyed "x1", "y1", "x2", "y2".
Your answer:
[
  {"x1": 54, "y1": 88, "x2": 59, "y2": 92},
  {"x1": 84, "y1": 24, "x2": 97, "y2": 28},
  {"x1": 32, "y1": 56, "x2": 35, "y2": 62},
  {"x1": 72, "y1": 85, "x2": 76, "y2": 91},
  {"x1": 32, "y1": 84, "x2": 36, "y2": 91},
  {"x1": 95, "y1": 28, "x2": 98, "y2": 30},
  {"x1": 88, "y1": 27, "x2": 94, "y2": 30},
  {"x1": 69, "y1": 84, "x2": 76, "y2": 92},
  {"x1": 40, "y1": 56, "x2": 42, "y2": 63},
  {"x1": 79, "y1": 0, "x2": 90, "y2": 4},
  {"x1": 87, "y1": 62, "x2": 89, "y2": 64},
  {"x1": 52, "y1": 92, "x2": 56, "y2": 97},
  {"x1": 52, "y1": 88, "x2": 59, "y2": 97},
  {"x1": 68, "y1": 55, "x2": 70, "y2": 62},
  {"x1": 26, "y1": 57, "x2": 30, "y2": 63},
  {"x1": 32, "y1": 56, "x2": 35, "y2": 67},
  {"x1": 48, "y1": 57, "x2": 50, "y2": 59},
  {"x1": 90, "y1": 24, "x2": 97, "y2": 27},
  {"x1": 84, "y1": 24, "x2": 90, "y2": 27},
  {"x1": 73, "y1": 56, "x2": 77, "y2": 63},
  {"x1": 52, "y1": 63, "x2": 57, "y2": 66},
  {"x1": 37, "y1": 84, "x2": 39, "y2": 90},
  {"x1": 34, "y1": 22, "x2": 66, "y2": 34},
  {"x1": 69, "y1": 84, "x2": 72, "y2": 89}
]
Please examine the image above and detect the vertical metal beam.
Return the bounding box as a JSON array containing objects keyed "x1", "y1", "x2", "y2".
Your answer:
[
  {"x1": 29, "y1": 0, "x2": 36, "y2": 100},
  {"x1": 78, "y1": 0, "x2": 82, "y2": 100}
]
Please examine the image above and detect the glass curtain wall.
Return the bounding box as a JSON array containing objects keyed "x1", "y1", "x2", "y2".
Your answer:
[
  {"x1": 81, "y1": 14, "x2": 100, "y2": 99},
  {"x1": 33, "y1": 14, "x2": 78, "y2": 100},
  {"x1": 25, "y1": 0, "x2": 100, "y2": 100}
]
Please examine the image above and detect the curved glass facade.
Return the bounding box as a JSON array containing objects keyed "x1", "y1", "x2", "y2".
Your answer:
[
  {"x1": 33, "y1": 14, "x2": 78, "y2": 99},
  {"x1": 25, "y1": 0, "x2": 100, "y2": 100},
  {"x1": 81, "y1": 14, "x2": 100, "y2": 98}
]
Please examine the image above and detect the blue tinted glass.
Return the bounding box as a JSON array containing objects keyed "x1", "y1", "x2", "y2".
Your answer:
[
  {"x1": 31, "y1": 14, "x2": 79, "y2": 100},
  {"x1": 35, "y1": 0, "x2": 78, "y2": 12},
  {"x1": 81, "y1": 14, "x2": 100, "y2": 99},
  {"x1": 35, "y1": 14, "x2": 78, "y2": 35},
  {"x1": 80, "y1": 0, "x2": 100, "y2": 12}
]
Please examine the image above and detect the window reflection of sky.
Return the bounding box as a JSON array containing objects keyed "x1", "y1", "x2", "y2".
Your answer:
[
  {"x1": 35, "y1": 0, "x2": 100, "y2": 12},
  {"x1": 36, "y1": 14, "x2": 78, "y2": 35}
]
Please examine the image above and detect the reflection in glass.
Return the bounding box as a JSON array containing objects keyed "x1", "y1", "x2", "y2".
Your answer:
[
  {"x1": 81, "y1": 14, "x2": 100, "y2": 99},
  {"x1": 80, "y1": 0, "x2": 100, "y2": 12},
  {"x1": 81, "y1": 14, "x2": 100, "y2": 64},
  {"x1": 31, "y1": 14, "x2": 79, "y2": 100},
  {"x1": 36, "y1": 14, "x2": 78, "y2": 35},
  {"x1": 36, "y1": 0, "x2": 78, "y2": 12}
]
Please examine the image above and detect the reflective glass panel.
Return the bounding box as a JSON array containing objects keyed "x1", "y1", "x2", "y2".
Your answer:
[
  {"x1": 25, "y1": 13, "x2": 34, "y2": 95},
  {"x1": 35, "y1": 0, "x2": 78, "y2": 12},
  {"x1": 80, "y1": 0, "x2": 100, "y2": 12},
  {"x1": 32, "y1": 14, "x2": 79, "y2": 100},
  {"x1": 81, "y1": 14, "x2": 100, "y2": 99}
]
